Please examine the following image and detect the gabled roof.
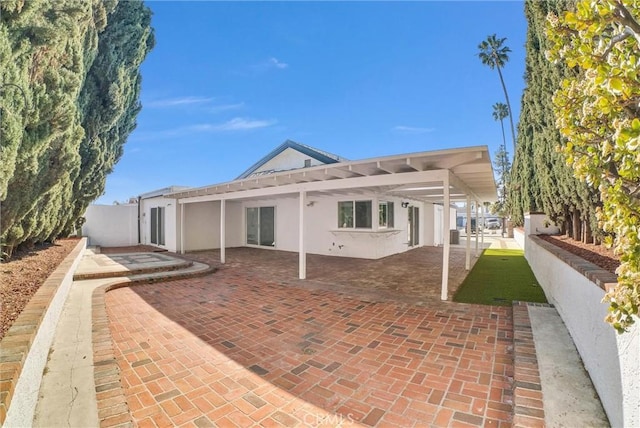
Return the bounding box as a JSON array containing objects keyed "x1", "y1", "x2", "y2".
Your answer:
[{"x1": 236, "y1": 139, "x2": 347, "y2": 179}]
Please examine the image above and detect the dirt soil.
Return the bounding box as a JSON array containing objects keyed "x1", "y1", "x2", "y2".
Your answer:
[
  {"x1": 0, "y1": 238, "x2": 80, "y2": 341},
  {"x1": 537, "y1": 234, "x2": 620, "y2": 275}
]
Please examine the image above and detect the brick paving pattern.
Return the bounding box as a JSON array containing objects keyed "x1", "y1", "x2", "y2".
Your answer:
[{"x1": 107, "y1": 247, "x2": 514, "y2": 427}]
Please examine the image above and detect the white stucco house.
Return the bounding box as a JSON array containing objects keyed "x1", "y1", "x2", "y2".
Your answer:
[
  {"x1": 84, "y1": 140, "x2": 496, "y2": 297},
  {"x1": 131, "y1": 140, "x2": 497, "y2": 298}
]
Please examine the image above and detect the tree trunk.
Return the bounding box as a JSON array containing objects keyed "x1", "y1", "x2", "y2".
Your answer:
[
  {"x1": 563, "y1": 206, "x2": 571, "y2": 237},
  {"x1": 496, "y1": 65, "x2": 517, "y2": 153},
  {"x1": 572, "y1": 209, "x2": 581, "y2": 241},
  {"x1": 583, "y1": 220, "x2": 593, "y2": 244}
]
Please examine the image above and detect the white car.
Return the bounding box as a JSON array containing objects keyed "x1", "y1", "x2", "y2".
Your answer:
[{"x1": 485, "y1": 218, "x2": 501, "y2": 230}]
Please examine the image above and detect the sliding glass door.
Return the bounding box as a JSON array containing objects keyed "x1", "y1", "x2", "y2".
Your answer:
[
  {"x1": 246, "y1": 206, "x2": 275, "y2": 247},
  {"x1": 150, "y1": 207, "x2": 165, "y2": 246}
]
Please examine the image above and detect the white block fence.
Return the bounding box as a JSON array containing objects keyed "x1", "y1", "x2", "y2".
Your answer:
[{"x1": 523, "y1": 213, "x2": 639, "y2": 428}]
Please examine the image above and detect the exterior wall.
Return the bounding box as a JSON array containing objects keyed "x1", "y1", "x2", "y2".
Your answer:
[
  {"x1": 140, "y1": 196, "x2": 178, "y2": 252},
  {"x1": 305, "y1": 195, "x2": 416, "y2": 259},
  {"x1": 180, "y1": 194, "x2": 448, "y2": 259},
  {"x1": 184, "y1": 202, "x2": 217, "y2": 251},
  {"x1": 524, "y1": 211, "x2": 560, "y2": 235},
  {"x1": 182, "y1": 201, "x2": 243, "y2": 251},
  {"x1": 241, "y1": 197, "x2": 300, "y2": 251},
  {"x1": 422, "y1": 202, "x2": 435, "y2": 246},
  {"x1": 524, "y1": 214, "x2": 639, "y2": 428},
  {"x1": 82, "y1": 204, "x2": 138, "y2": 247},
  {"x1": 233, "y1": 194, "x2": 428, "y2": 259},
  {"x1": 253, "y1": 147, "x2": 327, "y2": 174},
  {"x1": 513, "y1": 227, "x2": 525, "y2": 249}
]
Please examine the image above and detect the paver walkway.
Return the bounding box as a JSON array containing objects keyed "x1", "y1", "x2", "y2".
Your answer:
[{"x1": 106, "y1": 245, "x2": 514, "y2": 427}]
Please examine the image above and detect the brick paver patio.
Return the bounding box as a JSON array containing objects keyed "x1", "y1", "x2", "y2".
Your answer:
[{"x1": 106, "y1": 247, "x2": 514, "y2": 427}]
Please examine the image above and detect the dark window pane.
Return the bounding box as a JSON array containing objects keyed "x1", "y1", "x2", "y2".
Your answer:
[
  {"x1": 338, "y1": 201, "x2": 353, "y2": 228},
  {"x1": 355, "y1": 201, "x2": 372, "y2": 228},
  {"x1": 259, "y1": 206, "x2": 275, "y2": 246}
]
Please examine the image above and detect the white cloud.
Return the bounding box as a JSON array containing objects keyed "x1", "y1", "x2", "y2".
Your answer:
[
  {"x1": 245, "y1": 57, "x2": 289, "y2": 75},
  {"x1": 130, "y1": 117, "x2": 275, "y2": 142},
  {"x1": 210, "y1": 102, "x2": 245, "y2": 113},
  {"x1": 145, "y1": 96, "x2": 214, "y2": 108},
  {"x1": 194, "y1": 117, "x2": 276, "y2": 132},
  {"x1": 393, "y1": 125, "x2": 435, "y2": 134},
  {"x1": 268, "y1": 57, "x2": 288, "y2": 69}
]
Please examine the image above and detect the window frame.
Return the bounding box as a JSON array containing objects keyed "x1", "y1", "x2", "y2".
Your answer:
[
  {"x1": 378, "y1": 201, "x2": 394, "y2": 228},
  {"x1": 338, "y1": 200, "x2": 373, "y2": 229}
]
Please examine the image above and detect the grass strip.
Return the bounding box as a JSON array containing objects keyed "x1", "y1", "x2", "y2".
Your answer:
[{"x1": 453, "y1": 248, "x2": 547, "y2": 306}]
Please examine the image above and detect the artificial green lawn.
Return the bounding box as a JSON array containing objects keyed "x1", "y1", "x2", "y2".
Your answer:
[{"x1": 453, "y1": 248, "x2": 548, "y2": 306}]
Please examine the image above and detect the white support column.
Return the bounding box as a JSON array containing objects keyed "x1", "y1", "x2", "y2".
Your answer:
[
  {"x1": 441, "y1": 174, "x2": 450, "y2": 300},
  {"x1": 180, "y1": 202, "x2": 185, "y2": 254},
  {"x1": 481, "y1": 203, "x2": 485, "y2": 249},
  {"x1": 220, "y1": 199, "x2": 226, "y2": 264},
  {"x1": 299, "y1": 191, "x2": 307, "y2": 279},
  {"x1": 465, "y1": 196, "x2": 471, "y2": 270},
  {"x1": 474, "y1": 200, "x2": 479, "y2": 257}
]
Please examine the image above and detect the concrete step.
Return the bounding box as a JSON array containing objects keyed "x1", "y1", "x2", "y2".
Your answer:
[{"x1": 73, "y1": 251, "x2": 194, "y2": 280}]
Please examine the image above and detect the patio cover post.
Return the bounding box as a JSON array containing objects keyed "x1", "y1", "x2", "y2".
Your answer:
[
  {"x1": 481, "y1": 203, "x2": 485, "y2": 249},
  {"x1": 299, "y1": 191, "x2": 306, "y2": 279},
  {"x1": 465, "y1": 195, "x2": 471, "y2": 270},
  {"x1": 441, "y1": 173, "x2": 451, "y2": 300},
  {"x1": 475, "y1": 199, "x2": 479, "y2": 257},
  {"x1": 180, "y1": 202, "x2": 185, "y2": 255},
  {"x1": 220, "y1": 199, "x2": 226, "y2": 264}
]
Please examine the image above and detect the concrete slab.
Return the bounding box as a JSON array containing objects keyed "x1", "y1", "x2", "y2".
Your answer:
[
  {"x1": 73, "y1": 251, "x2": 186, "y2": 278},
  {"x1": 33, "y1": 279, "x2": 101, "y2": 427},
  {"x1": 528, "y1": 305, "x2": 610, "y2": 427}
]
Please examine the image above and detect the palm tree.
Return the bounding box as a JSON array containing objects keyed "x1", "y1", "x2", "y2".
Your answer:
[
  {"x1": 479, "y1": 35, "x2": 516, "y2": 152},
  {"x1": 492, "y1": 102, "x2": 511, "y2": 236},
  {"x1": 492, "y1": 102, "x2": 509, "y2": 154}
]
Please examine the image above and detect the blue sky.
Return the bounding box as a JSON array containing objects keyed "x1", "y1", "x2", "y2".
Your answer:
[{"x1": 97, "y1": 0, "x2": 527, "y2": 204}]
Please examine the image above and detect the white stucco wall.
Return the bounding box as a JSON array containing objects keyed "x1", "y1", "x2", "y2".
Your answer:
[
  {"x1": 181, "y1": 201, "x2": 243, "y2": 251},
  {"x1": 253, "y1": 147, "x2": 327, "y2": 174},
  {"x1": 422, "y1": 202, "x2": 435, "y2": 247},
  {"x1": 524, "y1": 214, "x2": 639, "y2": 427},
  {"x1": 513, "y1": 227, "x2": 525, "y2": 250},
  {"x1": 179, "y1": 194, "x2": 450, "y2": 259},
  {"x1": 184, "y1": 201, "x2": 217, "y2": 251},
  {"x1": 82, "y1": 204, "x2": 138, "y2": 247},
  {"x1": 140, "y1": 196, "x2": 178, "y2": 252},
  {"x1": 302, "y1": 195, "x2": 421, "y2": 259}
]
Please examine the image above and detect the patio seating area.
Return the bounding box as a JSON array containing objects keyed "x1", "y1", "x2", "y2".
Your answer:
[{"x1": 105, "y1": 245, "x2": 516, "y2": 427}]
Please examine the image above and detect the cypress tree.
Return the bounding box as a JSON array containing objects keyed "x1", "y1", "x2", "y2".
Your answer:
[
  {"x1": 509, "y1": 0, "x2": 599, "y2": 242},
  {"x1": 0, "y1": 0, "x2": 153, "y2": 256}
]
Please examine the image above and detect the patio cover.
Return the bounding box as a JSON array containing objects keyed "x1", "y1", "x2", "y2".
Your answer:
[{"x1": 166, "y1": 146, "x2": 498, "y2": 300}]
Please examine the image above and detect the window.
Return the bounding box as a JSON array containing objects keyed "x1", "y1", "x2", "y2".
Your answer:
[
  {"x1": 150, "y1": 207, "x2": 165, "y2": 245},
  {"x1": 338, "y1": 201, "x2": 353, "y2": 228},
  {"x1": 379, "y1": 201, "x2": 394, "y2": 228},
  {"x1": 338, "y1": 200, "x2": 372, "y2": 228},
  {"x1": 355, "y1": 201, "x2": 372, "y2": 228},
  {"x1": 304, "y1": 159, "x2": 312, "y2": 167}
]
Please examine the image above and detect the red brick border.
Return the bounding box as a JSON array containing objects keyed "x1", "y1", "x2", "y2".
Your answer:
[
  {"x1": 529, "y1": 235, "x2": 617, "y2": 291},
  {"x1": 0, "y1": 238, "x2": 86, "y2": 425},
  {"x1": 512, "y1": 301, "x2": 548, "y2": 427}
]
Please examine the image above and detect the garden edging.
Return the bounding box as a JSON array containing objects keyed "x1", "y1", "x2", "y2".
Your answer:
[{"x1": 0, "y1": 238, "x2": 87, "y2": 427}]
